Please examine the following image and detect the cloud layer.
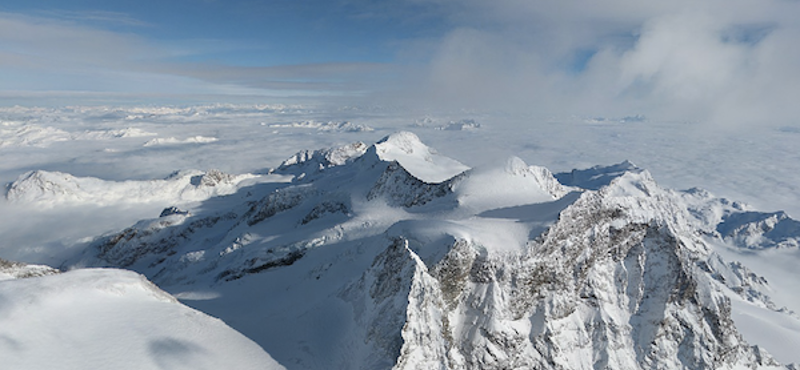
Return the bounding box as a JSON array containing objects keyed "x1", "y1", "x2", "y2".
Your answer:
[{"x1": 393, "y1": 0, "x2": 800, "y2": 124}]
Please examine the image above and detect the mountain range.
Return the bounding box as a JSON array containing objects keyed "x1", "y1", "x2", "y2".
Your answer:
[{"x1": 3, "y1": 132, "x2": 800, "y2": 369}]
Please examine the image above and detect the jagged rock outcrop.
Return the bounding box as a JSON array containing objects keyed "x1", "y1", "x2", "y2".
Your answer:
[
  {"x1": 367, "y1": 161, "x2": 463, "y2": 208},
  {"x1": 277, "y1": 141, "x2": 369, "y2": 179},
  {"x1": 0, "y1": 258, "x2": 59, "y2": 280},
  {"x1": 340, "y1": 171, "x2": 785, "y2": 370}
]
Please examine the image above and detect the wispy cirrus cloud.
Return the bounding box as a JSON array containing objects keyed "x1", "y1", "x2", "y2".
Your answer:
[
  {"x1": 158, "y1": 62, "x2": 400, "y2": 92},
  {"x1": 0, "y1": 10, "x2": 396, "y2": 102},
  {"x1": 31, "y1": 9, "x2": 153, "y2": 28},
  {"x1": 0, "y1": 12, "x2": 159, "y2": 67}
]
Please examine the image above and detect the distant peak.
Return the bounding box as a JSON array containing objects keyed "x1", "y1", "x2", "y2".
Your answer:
[
  {"x1": 555, "y1": 160, "x2": 643, "y2": 190},
  {"x1": 375, "y1": 131, "x2": 425, "y2": 156},
  {"x1": 504, "y1": 156, "x2": 529, "y2": 175},
  {"x1": 372, "y1": 131, "x2": 469, "y2": 183},
  {"x1": 277, "y1": 142, "x2": 368, "y2": 175}
]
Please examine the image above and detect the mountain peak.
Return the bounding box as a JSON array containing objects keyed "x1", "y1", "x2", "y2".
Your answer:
[
  {"x1": 555, "y1": 160, "x2": 642, "y2": 190},
  {"x1": 375, "y1": 131, "x2": 425, "y2": 155},
  {"x1": 371, "y1": 131, "x2": 469, "y2": 183},
  {"x1": 276, "y1": 141, "x2": 368, "y2": 177}
]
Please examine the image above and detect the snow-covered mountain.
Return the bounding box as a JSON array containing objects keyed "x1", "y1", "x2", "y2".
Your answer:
[
  {"x1": 0, "y1": 261, "x2": 284, "y2": 370},
  {"x1": 6, "y1": 168, "x2": 285, "y2": 206},
  {"x1": 6, "y1": 131, "x2": 800, "y2": 369}
]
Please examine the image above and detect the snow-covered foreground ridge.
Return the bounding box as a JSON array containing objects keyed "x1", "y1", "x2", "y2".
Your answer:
[
  {"x1": 0, "y1": 262, "x2": 285, "y2": 370},
  {"x1": 5, "y1": 131, "x2": 800, "y2": 369}
]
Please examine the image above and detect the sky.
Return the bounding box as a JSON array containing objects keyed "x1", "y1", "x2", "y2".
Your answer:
[{"x1": 2, "y1": 0, "x2": 800, "y2": 123}]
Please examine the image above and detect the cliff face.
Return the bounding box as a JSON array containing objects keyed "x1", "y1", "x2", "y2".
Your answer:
[{"x1": 378, "y1": 171, "x2": 782, "y2": 370}]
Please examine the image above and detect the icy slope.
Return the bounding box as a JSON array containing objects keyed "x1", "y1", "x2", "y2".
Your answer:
[
  {"x1": 0, "y1": 267, "x2": 284, "y2": 370},
  {"x1": 64, "y1": 132, "x2": 799, "y2": 369}
]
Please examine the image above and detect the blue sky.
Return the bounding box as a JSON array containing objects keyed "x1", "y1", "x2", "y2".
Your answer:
[
  {"x1": 2, "y1": 1, "x2": 445, "y2": 65},
  {"x1": 2, "y1": 0, "x2": 800, "y2": 124},
  {"x1": 0, "y1": 0, "x2": 453, "y2": 103}
]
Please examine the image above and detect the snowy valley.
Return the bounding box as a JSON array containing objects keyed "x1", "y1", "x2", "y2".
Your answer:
[{"x1": 3, "y1": 121, "x2": 800, "y2": 369}]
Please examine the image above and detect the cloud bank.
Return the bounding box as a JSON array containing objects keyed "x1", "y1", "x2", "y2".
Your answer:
[{"x1": 391, "y1": 0, "x2": 800, "y2": 125}]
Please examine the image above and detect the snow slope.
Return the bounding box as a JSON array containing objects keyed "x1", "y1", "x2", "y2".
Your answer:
[
  {"x1": 373, "y1": 131, "x2": 469, "y2": 183},
  {"x1": 0, "y1": 267, "x2": 284, "y2": 370}
]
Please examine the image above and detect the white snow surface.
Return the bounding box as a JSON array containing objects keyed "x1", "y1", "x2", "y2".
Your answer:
[
  {"x1": 454, "y1": 156, "x2": 569, "y2": 212},
  {"x1": 143, "y1": 135, "x2": 219, "y2": 146},
  {"x1": 373, "y1": 131, "x2": 469, "y2": 183},
  {"x1": 0, "y1": 268, "x2": 284, "y2": 370},
  {"x1": 711, "y1": 240, "x2": 800, "y2": 365}
]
